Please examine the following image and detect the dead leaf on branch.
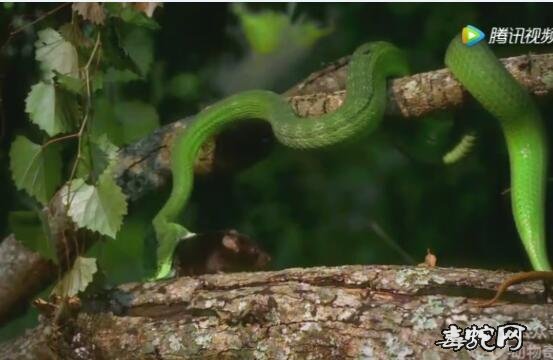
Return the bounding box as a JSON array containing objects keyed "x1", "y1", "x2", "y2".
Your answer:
[
  {"x1": 72, "y1": 3, "x2": 106, "y2": 25},
  {"x1": 418, "y1": 249, "x2": 437, "y2": 267},
  {"x1": 133, "y1": 2, "x2": 163, "y2": 18}
]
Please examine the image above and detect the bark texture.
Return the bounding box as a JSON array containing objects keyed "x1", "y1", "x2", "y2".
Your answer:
[
  {"x1": 0, "y1": 235, "x2": 56, "y2": 324},
  {"x1": 1, "y1": 265, "x2": 552, "y2": 359},
  {"x1": 1, "y1": 51, "x2": 552, "y2": 328}
]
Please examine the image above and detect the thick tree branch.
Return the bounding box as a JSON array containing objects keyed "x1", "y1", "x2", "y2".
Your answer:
[
  {"x1": 1, "y1": 265, "x2": 551, "y2": 358},
  {"x1": 0, "y1": 235, "x2": 56, "y2": 324},
  {"x1": 286, "y1": 52, "x2": 553, "y2": 118},
  {"x1": 1, "y1": 51, "x2": 552, "y2": 327}
]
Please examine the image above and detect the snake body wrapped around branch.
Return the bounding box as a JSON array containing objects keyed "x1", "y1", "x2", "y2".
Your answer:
[{"x1": 152, "y1": 34, "x2": 550, "y2": 279}]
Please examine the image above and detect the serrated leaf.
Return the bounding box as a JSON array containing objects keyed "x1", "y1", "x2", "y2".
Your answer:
[
  {"x1": 63, "y1": 170, "x2": 127, "y2": 238},
  {"x1": 53, "y1": 256, "x2": 97, "y2": 297},
  {"x1": 55, "y1": 71, "x2": 84, "y2": 94},
  {"x1": 9, "y1": 211, "x2": 57, "y2": 263},
  {"x1": 101, "y1": 24, "x2": 141, "y2": 74},
  {"x1": 25, "y1": 82, "x2": 79, "y2": 136},
  {"x1": 35, "y1": 28, "x2": 79, "y2": 79},
  {"x1": 9, "y1": 136, "x2": 62, "y2": 204},
  {"x1": 94, "y1": 134, "x2": 119, "y2": 162},
  {"x1": 77, "y1": 134, "x2": 119, "y2": 180}
]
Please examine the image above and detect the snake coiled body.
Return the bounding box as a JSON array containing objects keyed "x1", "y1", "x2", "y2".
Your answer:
[{"x1": 152, "y1": 35, "x2": 550, "y2": 279}]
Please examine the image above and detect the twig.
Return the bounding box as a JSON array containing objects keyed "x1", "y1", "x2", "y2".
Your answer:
[
  {"x1": 368, "y1": 221, "x2": 416, "y2": 265},
  {"x1": 65, "y1": 32, "x2": 101, "y2": 204},
  {"x1": 67, "y1": 31, "x2": 101, "y2": 180},
  {"x1": 5, "y1": 3, "x2": 70, "y2": 39},
  {"x1": 41, "y1": 132, "x2": 80, "y2": 148}
]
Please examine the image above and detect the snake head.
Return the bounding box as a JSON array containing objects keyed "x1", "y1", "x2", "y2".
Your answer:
[{"x1": 152, "y1": 221, "x2": 194, "y2": 280}]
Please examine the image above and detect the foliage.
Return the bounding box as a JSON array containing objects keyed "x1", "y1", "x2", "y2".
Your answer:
[
  {"x1": 62, "y1": 169, "x2": 127, "y2": 239},
  {"x1": 6, "y1": 3, "x2": 161, "y2": 299},
  {"x1": 8, "y1": 211, "x2": 56, "y2": 262},
  {"x1": 53, "y1": 256, "x2": 98, "y2": 297},
  {"x1": 25, "y1": 81, "x2": 79, "y2": 137},
  {"x1": 232, "y1": 3, "x2": 332, "y2": 54},
  {"x1": 34, "y1": 28, "x2": 79, "y2": 79},
  {"x1": 9, "y1": 136, "x2": 62, "y2": 205}
]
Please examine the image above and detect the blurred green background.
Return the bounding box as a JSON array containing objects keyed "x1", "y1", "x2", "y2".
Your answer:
[{"x1": 1, "y1": 2, "x2": 553, "y2": 338}]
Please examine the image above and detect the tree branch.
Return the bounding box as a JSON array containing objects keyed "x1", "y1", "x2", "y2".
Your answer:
[
  {"x1": 286, "y1": 52, "x2": 553, "y2": 118},
  {"x1": 0, "y1": 235, "x2": 55, "y2": 324},
  {"x1": 1, "y1": 265, "x2": 551, "y2": 358},
  {"x1": 1, "y1": 51, "x2": 552, "y2": 327}
]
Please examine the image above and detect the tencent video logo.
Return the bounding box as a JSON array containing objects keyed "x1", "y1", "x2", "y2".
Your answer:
[{"x1": 462, "y1": 25, "x2": 485, "y2": 46}]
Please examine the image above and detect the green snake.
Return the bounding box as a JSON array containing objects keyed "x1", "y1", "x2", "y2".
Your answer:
[{"x1": 152, "y1": 34, "x2": 550, "y2": 279}]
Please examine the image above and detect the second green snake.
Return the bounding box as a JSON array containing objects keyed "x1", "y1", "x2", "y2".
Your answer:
[{"x1": 153, "y1": 34, "x2": 550, "y2": 279}]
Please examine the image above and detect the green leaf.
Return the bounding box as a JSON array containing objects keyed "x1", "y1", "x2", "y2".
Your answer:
[
  {"x1": 119, "y1": 6, "x2": 160, "y2": 30},
  {"x1": 9, "y1": 136, "x2": 62, "y2": 204},
  {"x1": 119, "y1": 27, "x2": 154, "y2": 75},
  {"x1": 63, "y1": 170, "x2": 127, "y2": 238},
  {"x1": 94, "y1": 134, "x2": 119, "y2": 162},
  {"x1": 103, "y1": 3, "x2": 160, "y2": 29},
  {"x1": 232, "y1": 4, "x2": 331, "y2": 54},
  {"x1": 25, "y1": 82, "x2": 79, "y2": 136},
  {"x1": 53, "y1": 256, "x2": 97, "y2": 297},
  {"x1": 114, "y1": 101, "x2": 159, "y2": 144},
  {"x1": 55, "y1": 71, "x2": 84, "y2": 94},
  {"x1": 90, "y1": 98, "x2": 159, "y2": 146},
  {"x1": 166, "y1": 73, "x2": 200, "y2": 100},
  {"x1": 233, "y1": 4, "x2": 288, "y2": 54},
  {"x1": 35, "y1": 28, "x2": 79, "y2": 79},
  {"x1": 77, "y1": 134, "x2": 119, "y2": 180},
  {"x1": 89, "y1": 97, "x2": 122, "y2": 144},
  {"x1": 9, "y1": 211, "x2": 57, "y2": 263},
  {"x1": 292, "y1": 21, "x2": 333, "y2": 48},
  {"x1": 88, "y1": 208, "x2": 151, "y2": 284},
  {"x1": 101, "y1": 24, "x2": 141, "y2": 73}
]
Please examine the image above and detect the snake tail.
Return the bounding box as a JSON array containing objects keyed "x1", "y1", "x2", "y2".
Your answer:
[
  {"x1": 152, "y1": 42, "x2": 409, "y2": 279},
  {"x1": 445, "y1": 35, "x2": 550, "y2": 270}
]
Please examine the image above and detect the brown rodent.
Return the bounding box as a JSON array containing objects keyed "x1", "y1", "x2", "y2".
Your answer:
[{"x1": 173, "y1": 229, "x2": 271, "y2": 276}]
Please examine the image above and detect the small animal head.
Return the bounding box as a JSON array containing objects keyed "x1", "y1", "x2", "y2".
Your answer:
[
  {"x1": 174, "y1": 229, "x2": 272, "y2": 276},
  {"x1": 220, "y1": 230, "x2": 272, "y2": 269}
]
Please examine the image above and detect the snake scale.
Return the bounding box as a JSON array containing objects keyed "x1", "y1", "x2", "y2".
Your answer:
[{"x1": 152, "y1": 34, "x2": 550, "y2": 279}]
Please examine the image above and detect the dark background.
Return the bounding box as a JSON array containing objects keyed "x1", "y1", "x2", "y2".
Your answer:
[{"x1": 1, "y1": 5, "x2": 553, "y2": 337}]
